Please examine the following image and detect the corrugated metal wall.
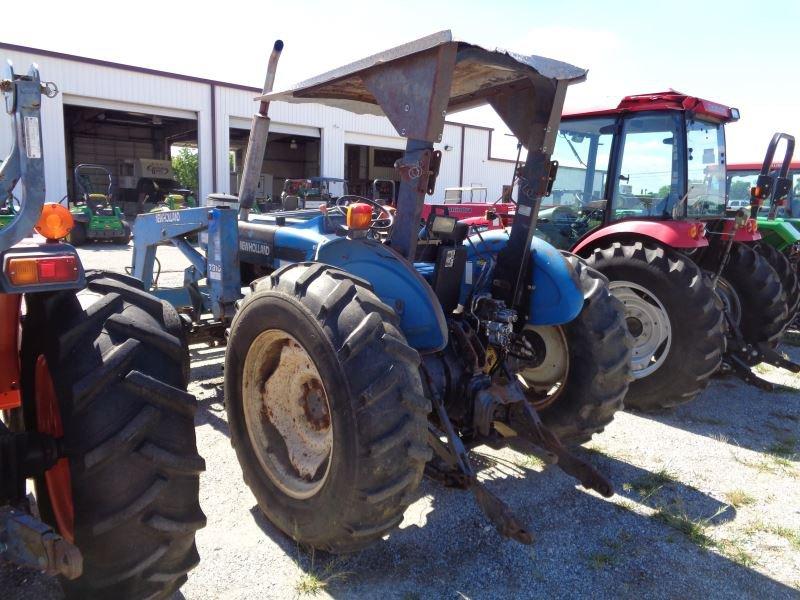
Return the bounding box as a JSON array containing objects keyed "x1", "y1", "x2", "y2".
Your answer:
[{"x1": 0, "y1": 46, "x2": 518, "y2": 207}]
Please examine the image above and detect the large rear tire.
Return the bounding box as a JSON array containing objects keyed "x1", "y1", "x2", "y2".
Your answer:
[
  {"x1": 754, "y1": 241, "x2": 799, "y2": 330},
  {"x1": 585, "y1": 240, "x2": 725, "y2": 411},
  {"x1": 711, "y1": 242, "x2": 788, "y2": 346},
  {"x1": 225, "y1": 263, "x2": 431, "y2": 552},
  {"x1": 20, "y1": 272, "x2": 204, "y2": 599},
  {"x1": 519, "y1": 253, "x2": 632, "y2": 444}
]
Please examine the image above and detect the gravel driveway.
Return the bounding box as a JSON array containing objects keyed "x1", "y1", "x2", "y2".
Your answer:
[{"x1": 3, "y1": 241, "x2": 799, "y2": 599}]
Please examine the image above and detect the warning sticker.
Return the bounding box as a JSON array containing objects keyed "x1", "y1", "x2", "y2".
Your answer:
[{"x1": 24, "y1": 117, "x2": 41, "y2": 159}]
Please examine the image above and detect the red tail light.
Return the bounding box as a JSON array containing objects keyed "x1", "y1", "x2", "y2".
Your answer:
[{"x1": 6, "y1": 255, "x2": 79, "y2": 286}]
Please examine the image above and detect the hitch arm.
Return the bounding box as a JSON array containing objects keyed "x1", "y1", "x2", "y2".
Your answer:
[{"x1": 422, "y1": 367, "x2": 532, "y2": 544}]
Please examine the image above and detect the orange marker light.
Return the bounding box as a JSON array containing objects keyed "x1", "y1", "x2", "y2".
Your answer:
[
  {"x1": 346, "y1": 203, "x2": 373, "y2": 230},
  {"x1": 6, "y1": 258, "x2": 38, "y2": 285},
  {"x1": 35, "y1": 203, "x2": 74, "y2": 240}
]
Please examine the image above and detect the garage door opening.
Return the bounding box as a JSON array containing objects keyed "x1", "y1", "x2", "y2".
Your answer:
[
  {"x1": 63, "y1": 104, "x2": 198, "y2": 216},
  {"x1": 345, "y1": 144, "x2": 401, "y2": 202},
  {"x1": 229, "y1": 129, "x2": 320, "y2": 202}
]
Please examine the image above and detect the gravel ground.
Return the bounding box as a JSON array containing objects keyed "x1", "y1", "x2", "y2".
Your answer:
[{"x1": 2, "y1": 241, "x2": 799, "y2": 599}]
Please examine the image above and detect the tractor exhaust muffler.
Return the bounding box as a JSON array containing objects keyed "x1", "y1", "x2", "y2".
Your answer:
[{"x1": 238, "y1": 39, "x2": 283, "y2": 220}]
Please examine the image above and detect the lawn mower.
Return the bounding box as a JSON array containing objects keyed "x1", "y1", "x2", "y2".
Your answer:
[
  {"x1": 0, "y1": 63, "x2": 203, "y2": 599},
  {"x1": 0, "y1": 195, "x2": 19, "y2": 229},
  {"x1": 67, "y1": 164, "x2": 130, "y2": 245},
  {"x1": 131, "y1": 33, "x2": 632, "y2": 550}
]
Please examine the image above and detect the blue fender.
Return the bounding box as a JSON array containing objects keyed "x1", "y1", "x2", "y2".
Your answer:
[
  {"x1": 316, "y1": 237, "x2": 448, "y2": 353},
  {"x1": 462, "y1": 229, "x2": 583, "y2": 326}
]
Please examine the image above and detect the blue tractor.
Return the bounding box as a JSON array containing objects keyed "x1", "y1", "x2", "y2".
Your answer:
[{"x1": 132, "y1": 33, "x2": 632, "y2": 550}]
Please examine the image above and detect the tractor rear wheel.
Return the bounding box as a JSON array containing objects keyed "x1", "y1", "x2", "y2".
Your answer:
[
  {"x1": 754, "y1": 241, "x2": 799, "y2": 329},
  {"x1": 20, "y1": 272, "x2": 204, "y2": 599},
  {"x1": 225, "y1": 262, "x2": 431, "y2": 552},
  {"x1": 518, "y1": 253, "x2": 632, "y2": 444},
  {"x1": 585, "y1": 240, "x2": 725, "y2": 411},
  {"x1": 711, "y1": 241, "x2": 788, "y2": 347}
]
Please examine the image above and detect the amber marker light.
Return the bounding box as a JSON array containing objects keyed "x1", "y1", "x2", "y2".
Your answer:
[
  {"x1": 346, "y1": 203, "x2": 373, "y2": 230},
  {"x1": 35, "y1": 203, "x2": 74, "y2": 240}
]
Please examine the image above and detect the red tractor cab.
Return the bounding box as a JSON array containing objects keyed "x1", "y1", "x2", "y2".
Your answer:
[
  {"x1": 540, "y1": 91, "x2": 797, "y2": 399},
  {"x1": 421, "y1": 185, "x2": 515, "y2": 226}
]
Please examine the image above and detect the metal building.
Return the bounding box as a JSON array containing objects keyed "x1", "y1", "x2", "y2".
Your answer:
[{"x1": 0, "y1": 43, "x2": 517, "y2": 206}]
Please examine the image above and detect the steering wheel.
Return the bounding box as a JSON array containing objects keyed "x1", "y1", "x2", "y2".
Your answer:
[{"x1": 332, "y1": 195, "x2": 395, "y2": 235}]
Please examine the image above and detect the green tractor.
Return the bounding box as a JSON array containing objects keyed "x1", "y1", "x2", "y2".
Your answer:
[
  {"x1": 0, "y1": 195, "x2": 19, "y2": 229},
  {"x1": 67, "y1": 164, "x2": 130, "y2": 245}
]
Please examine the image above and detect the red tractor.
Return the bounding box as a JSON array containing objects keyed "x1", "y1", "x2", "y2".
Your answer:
[
  {"x1": 470, "y1": 91, "x2": 797, "y2": 406},
  {"x1": 0, "y1": 65, "x2": 203, "y2": 598}
]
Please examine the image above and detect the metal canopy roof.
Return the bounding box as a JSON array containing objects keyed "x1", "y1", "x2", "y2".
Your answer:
[{"x1": 259, "y1": 30, "x2": 587, "y2": 117}]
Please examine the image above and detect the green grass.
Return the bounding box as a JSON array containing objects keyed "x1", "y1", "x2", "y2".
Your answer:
[
  {"x1": 296, "y1": 573, "x2": 327, "y2": 597},
  {"x1": 767, "y1": 436, "x2": 798, "y2": 459},
  {"x1": 723, "y1": 489, "x2": 756, "y2": 508},
  {"x1": 587, "y1": 533, "x2": 631, "y2": 569},
  {"x1": 652, "y1": 505, "x2": 727, "y2": 552},
  {"x1": 718, "y1": 538, "x2": 757, "y2": 567},
  {"x1": 622, "y1": 467, "x2": 678, "y2": 501},
  {"x1": 743, "y1": 521, "x2": 800, "y2": 550},
  {"x1": 767, "y1": 525, "x2": 800, "y2": 550},
  {"x1": 293, "y1": 548, "x2": 351, "y2": 597}
]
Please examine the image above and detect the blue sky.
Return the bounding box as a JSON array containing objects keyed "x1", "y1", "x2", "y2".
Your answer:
[{"x1": 4, "y1": 0, "x2": 798, "y2": 161}]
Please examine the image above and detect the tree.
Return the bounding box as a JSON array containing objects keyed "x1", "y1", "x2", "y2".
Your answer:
[
  {"x1": 172, "y1": 147, "x2": 199, "y2": 191},
  {"x1": 729, "y1": 180, "x2": 751, "y2": 201}
]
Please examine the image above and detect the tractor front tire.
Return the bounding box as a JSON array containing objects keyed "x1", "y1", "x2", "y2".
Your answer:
[
  {"x1": 522, "y1": 253, "x2": 632, "y2": 444},
  {"x1": 585, "y1": 240, "x2": 725, "y2": 411},
  {"x1": 225, "y1": 263, "x2": 431, "y2": 552},
  {"x1": 20, "y1": 272, "x2": 204, "y2": 600},
  {"x1": 67, "y1": 222, "x2": 87, "y2": 246}
]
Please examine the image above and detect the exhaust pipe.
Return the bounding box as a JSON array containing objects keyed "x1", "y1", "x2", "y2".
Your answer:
[{"x1": 238, "y1": 39, "x2": 284, "y2": 219}]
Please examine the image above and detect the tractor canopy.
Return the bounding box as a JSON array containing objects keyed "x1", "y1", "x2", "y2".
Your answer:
[{"x1": 260, "y1": 30, "x2": 587, "y2": 147}]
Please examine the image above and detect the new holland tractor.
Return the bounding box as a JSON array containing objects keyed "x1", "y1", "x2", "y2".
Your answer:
[
  {"x1": 131, "y1": 33, "x2": 632, "y2": 549},
  {"x1": 66, "y1": 164, "x2": 131, "y2": 245},
  {"x1": 0, "y1": 65, "x2": 204, "y2": 599}
]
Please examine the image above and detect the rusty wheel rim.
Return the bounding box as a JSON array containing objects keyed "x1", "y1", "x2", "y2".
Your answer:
[
  {"x1": 242, "y1": 330, "x2": 333, "y2": 500},
  {"x1": 35, "y1": 355, "x2": 75, "y2": 543},
  {"x1": 517, "y1": 325, "x2": 569, "y2": 410}
]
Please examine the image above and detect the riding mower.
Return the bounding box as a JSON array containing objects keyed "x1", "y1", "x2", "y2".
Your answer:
[
  {"x1": 0, "y1": 195, "x2": 19, "y2": 229},
  {"x1": 131, "y1": 33, "x2": 632, "y2": 550},
  {"x1": 0, "y1": 65, "x2": 203, "y2": 598},
  {"x1": 67, "y1": 164, "x2": 131, "y2": 245}
]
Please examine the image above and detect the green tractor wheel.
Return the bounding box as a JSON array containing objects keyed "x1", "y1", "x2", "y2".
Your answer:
[
  {"x1": 225, "y1": 263, "x2": 431, "y2": 552},
  {"x1": 66, "y1": 221, "x2": 87, "y2": 246}
]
